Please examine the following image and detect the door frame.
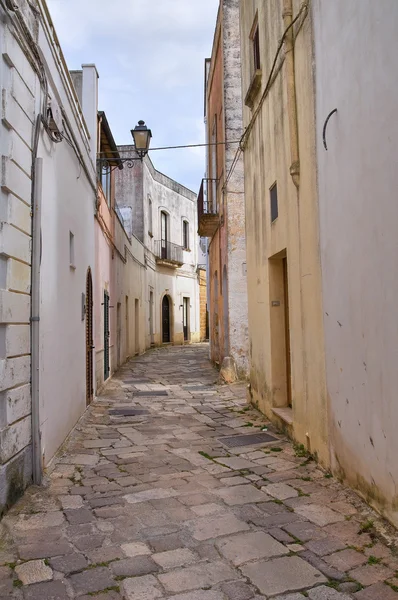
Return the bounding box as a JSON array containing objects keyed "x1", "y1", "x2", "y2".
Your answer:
[
  {"x1": 183, "y1": 296, "x2": 190, "y2": 342},
  {"x1": 268, "y1": 250, "x2": 292, "y2": 409},
  {"x1": 161, "y1": 293, "x2": 173, "y2": 344}
]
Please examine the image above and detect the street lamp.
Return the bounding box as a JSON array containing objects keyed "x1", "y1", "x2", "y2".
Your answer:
[
  {"x1": 97, "y1": 120, "x2": 152, "y2": 173},
  {"x1": 131, "y1": 120, "x2": 152, "y2": 159}
]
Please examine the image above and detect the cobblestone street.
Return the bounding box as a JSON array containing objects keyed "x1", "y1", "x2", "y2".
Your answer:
[{"x1": 1, "y1": 345, "x2": 397, "y2": 599}]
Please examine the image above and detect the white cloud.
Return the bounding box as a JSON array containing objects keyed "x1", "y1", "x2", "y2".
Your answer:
[{"x1": 47, "y1": 0, "x2": 218, "y2": 190}]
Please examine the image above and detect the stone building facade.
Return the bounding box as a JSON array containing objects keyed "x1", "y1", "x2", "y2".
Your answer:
[
  {"x1": 238, "y1": 0, "x2": 398, "y2": 526},
  {"x1": 116, "y1": 150, "x2": 201, "y2": 349},
  {"x1": 312, "y1": 0, "x2": 398, "y2": 527},
  {"x1": 239, "y1": 0, "x2": 328, "y2": 463},
  {"x1": 0, "y1": 0, "x2": 97, "y2": 511},
  {"x1": 198, "y1": 0, "x2": 249, "y2": 380}
]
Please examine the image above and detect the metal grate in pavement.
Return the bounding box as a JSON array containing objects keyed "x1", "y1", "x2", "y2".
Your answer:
[
  {"x1": 132, "y1": 390, "x2": 168, "y2": 397},
  {"x1": 219, "y1": 432, "x2": 278, "y2": 448},
  {"x1": 109, "y1": 409, "x2": 149, "y2": 416}
]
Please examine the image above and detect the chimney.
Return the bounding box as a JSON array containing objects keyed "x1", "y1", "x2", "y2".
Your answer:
[{"x1": 81, "y1": 64, "x2": 99, "y2": 166}]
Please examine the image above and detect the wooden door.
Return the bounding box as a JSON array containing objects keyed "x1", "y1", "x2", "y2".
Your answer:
[
  {"x1": 283, "y1": 258, "x2": 292, "y2": 407},
  {"x1": 162, "y1": 296, "x2": 170, "y2": 343},
  {"x1": 104, "y1": 291, "x2": 110, "y2": 380},
  {"x1": 86, "y1": 269, "x2": 94, "y2": 405}
]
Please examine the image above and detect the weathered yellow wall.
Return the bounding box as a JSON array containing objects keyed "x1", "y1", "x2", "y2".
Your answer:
[
  {"x1": 240, "y1": 0, "x2": 329, "y2": 465},
  {"x1": 198, "y1": 268, "x2": 208, "y2": 341}
]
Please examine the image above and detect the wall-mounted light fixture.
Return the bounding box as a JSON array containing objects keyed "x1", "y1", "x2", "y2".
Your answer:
[{"x1": 97, "y1": 120, "x2": 152, "y2": 174}]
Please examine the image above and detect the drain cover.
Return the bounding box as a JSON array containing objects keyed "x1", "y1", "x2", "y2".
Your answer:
[
  {"x1": 132, "y1": 391, "x2": 168, "y2": 397},
  {"x1": 109, "y1": 409, "x2": 149, "y2": 416},
  {"x1": 219, "y1": 432, "x2": 278, "y2": 448}
]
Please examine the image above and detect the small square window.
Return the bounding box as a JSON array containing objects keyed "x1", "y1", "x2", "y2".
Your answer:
[
  {"x1": 253, "y1": 25, "x2": 260, "y2": 71},
  {"x1": 270, "y1": 183, "x2": 278, "y2": 223}
]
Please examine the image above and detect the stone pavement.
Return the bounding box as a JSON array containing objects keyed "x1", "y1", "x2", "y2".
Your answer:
[{"x1": 1, "y1": 344, "x2": 398, "y2": 599}]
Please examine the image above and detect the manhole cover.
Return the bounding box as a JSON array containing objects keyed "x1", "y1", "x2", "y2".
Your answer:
[
  {"x1": 132, "y1": 391, "x2": 168, "y2": 397},
  {"x1": 109, "y1": 409, "x2": 149, "y2": 416},
  {"x1": 219, "y1": 432, "x2": 278, "y2": 448},
  {"x1": 123, "y1": 379, "x2": 151, "y2": 384}
]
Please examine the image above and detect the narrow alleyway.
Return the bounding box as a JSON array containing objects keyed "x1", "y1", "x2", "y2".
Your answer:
[{"x1": 1, "y1": 345, "x2": 397, "y2": 600}]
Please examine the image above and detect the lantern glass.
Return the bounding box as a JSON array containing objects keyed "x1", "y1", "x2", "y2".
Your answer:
[{"x1": 131, "y1": 120, "x2": 152, "y2": 157}]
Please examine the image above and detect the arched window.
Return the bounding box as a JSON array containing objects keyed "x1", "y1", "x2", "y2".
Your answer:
[{"x1": 182, "y1": 220, "x2": 189, "y2": 250}]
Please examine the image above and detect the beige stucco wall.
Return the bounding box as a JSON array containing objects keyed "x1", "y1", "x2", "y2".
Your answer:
[
  {"x1": 240, "y1": 0, "x2": 329, "y2": 464},
  {"x1": 313, "y1": 0, "x2": 398, "y2": 525}
]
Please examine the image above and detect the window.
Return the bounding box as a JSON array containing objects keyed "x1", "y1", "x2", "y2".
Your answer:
[
  {"x1": 101, "y1": 169, "x2": 111, "y2": 207},
  {"x1": 148, "y1": 197, "x2": 153, "y2": 236},
  {"x1": 69, "y1": 231, "x2": 75, "y2": 269},
  {"x1": 252, "y1": 24, "x2": 260, "y2": 71},
  {"x1": 250, "y1": 14, "x2": 261, "y2": 73},
  {"x1": 161, "y1": 211, "x2": 168, "y2": 259},
  {"x1": 182, "y1": 220, "x2": 189, "y2": 250},
  {"x1": 270, "y1": 183, "x2": 278, "y2": 222},
  {"x1": 245, "y1": 14, "x2": 262, "y2": 109}
]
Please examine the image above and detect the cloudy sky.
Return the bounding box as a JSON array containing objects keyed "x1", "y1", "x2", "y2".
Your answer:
[{"x1": 46, "y1": 0, "x2": 219, "y2": 192}]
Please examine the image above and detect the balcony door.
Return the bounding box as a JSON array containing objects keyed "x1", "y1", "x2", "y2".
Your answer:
[{"x1": 161, "y1": 211, "x2": 168, "y2": 259}]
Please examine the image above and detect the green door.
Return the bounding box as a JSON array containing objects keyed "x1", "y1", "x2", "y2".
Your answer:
[{"x1": 104, "y1": 291, "x2": 110, "y2": 380}]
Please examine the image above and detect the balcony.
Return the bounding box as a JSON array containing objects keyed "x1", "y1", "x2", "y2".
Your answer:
[
  {"x1": 154, "y1": 240, "x2": 184, "y2": 268},
  {"x1": 197, "y1": 178, "x2": 219, "y2": 237}
]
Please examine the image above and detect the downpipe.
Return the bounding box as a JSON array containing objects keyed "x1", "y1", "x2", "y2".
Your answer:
[
  {"x1": 31, "y1": 115, "x2": 43, "y2": 485},
  {"x1": 283, "y1": 0, "x2": 300, "y2": 189}
]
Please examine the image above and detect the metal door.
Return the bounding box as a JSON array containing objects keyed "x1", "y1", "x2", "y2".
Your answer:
[
  {"x1": 162, "y1": 296, "x2": 170, "y2": 343},
  {"x1": 183, "y1": 297, "x2": 189, "y2": 341},
  {"x1": 117, "y1": 302, "x2": 121, "y2": 368},
  {"x1": 86, "y1": 269, "x2": 94, "y2": 405},
  {"x1": 104, "y1": 290, "x2": 110, "y2": 380}
]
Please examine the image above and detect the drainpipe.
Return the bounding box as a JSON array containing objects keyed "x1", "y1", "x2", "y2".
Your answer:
[
  {"x1": 283, "y1": 0, "x2": 300, "y2": 189},
  {"x1": 31, "y1": 115, "x2": 43, "y2": 485}
]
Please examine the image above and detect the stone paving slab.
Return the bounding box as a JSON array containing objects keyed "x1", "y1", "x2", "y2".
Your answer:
[
  {"x1": 1, "y1": 345, "x2": 397, "y2": 600},
  {"x1": 241, "y1": 556, "x2": 327, "y2": 596},
  {"x1": 216, "y1": 531, "x2": 289, "y2": 565},
  {"x1": 15, "y1": 560, "x2": 53, "y2": 585},
  {"x1": 158, "y1": 561, "x2": 236, "y2": 593}
]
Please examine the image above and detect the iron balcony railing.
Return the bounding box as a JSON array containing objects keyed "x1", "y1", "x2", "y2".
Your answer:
[
  {"x1": 197, "y1": 178, "x2": 219, "y2": 221},
  {"x1": 154, "y1": 240, "x2": 183, "y2": 264}
]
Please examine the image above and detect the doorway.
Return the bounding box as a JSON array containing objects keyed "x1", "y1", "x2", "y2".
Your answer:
[
  {"x1": 125, "y1": 296, "x2": 129, "y2": 358},
  {"x1": 183, "y1": 297, "x2": 190, "y2": 342},
  {"x1": 86, "y1": 268, "x2": 93, "y2": 405},
  {"x1": 283, "y1": 258, "x2": 292, "y2": 407},
  {"x1": 222, "y1": 265, "x2": 229, "y2": 356},
  {"x1": 269, "y1": 252, "x2": 292, "y2": 409},
  {"x1": 135, "y1": 299, "x2": 139, "y2": 355},
  {"x1": 117, "y1": 302, "x2": 121, "y2": 368},
  {"x1": 104, "y1": 290, "x2": 110, "y2": 380},
  {"x1": 149, "y1": 290, "x2": 154, "y2": 345},
  {"x1": 162, "y1": 295, "x2": 171, "y2": 343}
]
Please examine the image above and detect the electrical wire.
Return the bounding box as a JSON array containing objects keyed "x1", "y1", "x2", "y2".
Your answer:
[{"x1": 97, "y1": 140, "x2": 241, "y2": 156}]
